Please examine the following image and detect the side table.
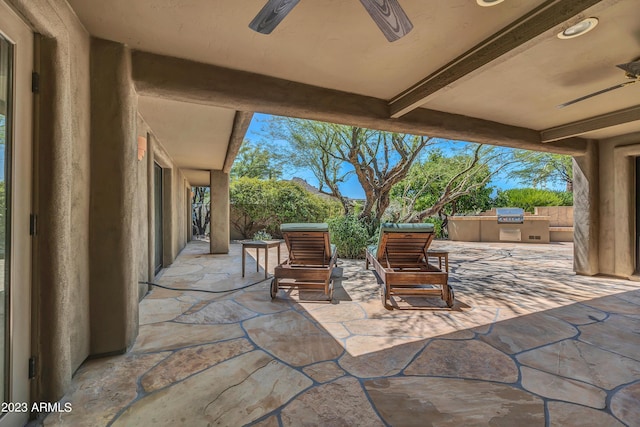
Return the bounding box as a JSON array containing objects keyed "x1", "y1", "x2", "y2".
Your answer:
[
  {"x1": 241, "y1": 240, "x2": 282, "y2": 279},
  {"x1": 427, "y1": 250, "x2": 449, "y2": 272}
]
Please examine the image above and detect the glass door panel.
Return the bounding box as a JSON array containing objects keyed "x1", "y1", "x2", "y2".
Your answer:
[
  {"x1": 0, "y1": 33, "x2": 11, "y2": 406},
  {"x1": 154, "y1": 163, "x2": 163, "y2": 274}
]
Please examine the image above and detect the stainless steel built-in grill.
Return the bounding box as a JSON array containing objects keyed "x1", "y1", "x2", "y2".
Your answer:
[{"x1": 496, "y1": 207, "x2": 525, "y2": 224}]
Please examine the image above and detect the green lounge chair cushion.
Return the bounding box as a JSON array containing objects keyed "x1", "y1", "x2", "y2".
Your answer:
[
  {"x1": 372, "y1": 222, "x2": 435, "y2": 255},
  {"x1": 280, "y1": 223, "x2": 329, "y2": 232},
  {"x1": 379, "y1": 222, "x2": 435, "y2": 233}
]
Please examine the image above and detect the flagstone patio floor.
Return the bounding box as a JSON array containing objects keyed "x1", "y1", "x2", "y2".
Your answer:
[{"x1": 42, "y1": 240, "x2": 640, "y2": 426}]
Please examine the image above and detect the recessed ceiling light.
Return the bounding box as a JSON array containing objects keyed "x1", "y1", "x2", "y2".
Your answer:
[
  {"x1": 557, "y1": 17, "x2": 599, "y2": 39},
  {"x1": 476, "y1": 0, "x2": 505, "y2": 6}
]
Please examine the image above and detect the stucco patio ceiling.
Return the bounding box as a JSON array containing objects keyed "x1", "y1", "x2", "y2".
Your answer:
[
  {"x1": 71, "y1": 0, "x2": 639, "y2": 153},
  {"x1": 137, "y1": 96, "x2": 251, "y2": 186}
]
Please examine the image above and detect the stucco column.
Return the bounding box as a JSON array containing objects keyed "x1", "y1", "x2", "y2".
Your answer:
[
  {"x1": 573, "y1": 140, "x2": 600, "y2": 275},
  {"x1": 36, "y1": 36, "x2": 74, "y2": 403},
  {"x1": 210, "y1": 170, "x2": 230, "y2": 254},
  {"x1": 89, "y1": 38, "x2": 138, "y2": 354}
]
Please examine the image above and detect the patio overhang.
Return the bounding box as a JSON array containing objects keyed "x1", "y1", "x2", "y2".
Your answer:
[
  {"x1": 131, "y1": 51, "x2": 587, "y2": 156},
  {"x1": 137, "y1": 96, "x2": 252, "y2": 186},
  {"x1": 67, "y1": 0, "x2": 639, "y2": 152}
]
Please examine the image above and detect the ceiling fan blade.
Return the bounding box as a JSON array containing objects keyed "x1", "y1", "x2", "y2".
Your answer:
[
  {"x1": 359, "y1": 0, "x2": 413, "y2": 42},
  {"x1": 616, "y1": 60, "x2": 640, "y2": 77},
  {"x1": 557, "y1": 80, "x2": 636, "y2": 109},
  {"x1": 249, "y1": 0, "x2": 301, "y2": 34}
]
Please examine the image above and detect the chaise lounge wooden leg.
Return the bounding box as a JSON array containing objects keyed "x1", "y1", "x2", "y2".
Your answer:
[
  {"x1": 380, "y1": 284, "x2": 392, "y2": 310},
  {"x1": 445, "y1": 284, "x2": 455, "y2": 308}
]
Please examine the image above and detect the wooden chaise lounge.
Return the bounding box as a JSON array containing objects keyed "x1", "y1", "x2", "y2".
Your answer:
[
  {"x1": 271, "y1": 223, "x2": 338, "y2": 301},
  {"x1": 365, "y1": 223, "x2": 454, "y2": 309}
]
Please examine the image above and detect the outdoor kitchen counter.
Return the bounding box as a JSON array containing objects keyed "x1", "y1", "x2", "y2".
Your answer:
[{"x1": 449, "y1": 215, "x2": 551, "y2": 243}]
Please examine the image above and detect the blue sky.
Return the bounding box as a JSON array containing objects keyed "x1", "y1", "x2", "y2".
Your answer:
[{"x1": 244, "y1": 113, "x2": 561, "y2": 199}]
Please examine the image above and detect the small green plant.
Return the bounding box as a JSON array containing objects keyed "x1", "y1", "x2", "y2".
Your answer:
[
  {"x1": 252, "y1": 230, "x2": 272, "y2": 241},
  {"x1": 328, "y1": 215, "x2": 370, "y2": 259}
]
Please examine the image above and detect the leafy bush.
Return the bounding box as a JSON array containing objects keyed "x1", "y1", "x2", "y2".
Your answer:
[
  {"x1": 494, "y1": 188, "x2": 572, "y2": 213},
  {"x1": 424, "y1": 217, "x2": 446, "y2": 239},
  {"x1": 230, "y1": 178, "x2": 340, "y2": 238},
  {"x1": 555, "y1": 191, "x2": 573, "y2": 206},
  {"x1": 328, "y1": 215, "x2": 371, "y2": 259}
]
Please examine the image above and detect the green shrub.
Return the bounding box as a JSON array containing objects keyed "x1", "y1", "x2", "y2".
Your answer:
[
  {"x1": 494, "y1": 188, "x2": 570, "y2": 213},
  {"x1": 424, "y1": 217, "x2": 446, "y2": 239},
  {"x1": 328, "y1": 215, "x2": 370, "y2": 259},
  {"x1": 230, "y1": 178, "x2": 340, "y2": 238},
  {"x1": 555, "y1": 191, "x2": 573, "y2": 206}
]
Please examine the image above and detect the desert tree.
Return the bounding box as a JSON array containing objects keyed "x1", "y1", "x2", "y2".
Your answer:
[
  {"x1": 509, "y1": 151, "x2": 573, "y2": 191},
  {"x1": 389, "y1": 144, "x2": 518, "y2": 223},
  {"x1": 273, "y1": 118, "x2": 433, "y2": 224}
]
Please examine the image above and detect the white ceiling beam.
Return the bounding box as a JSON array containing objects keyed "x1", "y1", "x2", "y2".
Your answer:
[
  {"x1": 388, "y1": 0, "x2": 605, "y2": 119},
  {"x1": 541, "y1": 105, "x2": 640, "y2": 143}
]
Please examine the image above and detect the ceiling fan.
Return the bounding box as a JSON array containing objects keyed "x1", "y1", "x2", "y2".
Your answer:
[
  {"x1": 248, "y1": 0, "x2": 413, "y2": 42},
  {"x1": 557, "y1": 58, "x2": 640, "y2": 108}
]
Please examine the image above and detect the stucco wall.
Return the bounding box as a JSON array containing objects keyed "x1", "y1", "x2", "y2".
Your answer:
[
  {"x1": 151, "y1": 133, "x2": 190, "y2": 268},
  {"x1": 134, "y1": 114, "x2": 190, "y2": 299},
  {"x1": 8, "y1": 0, "x2": 92, "y2": 401},
  {"x1": 0, "y1": 1, "x2": 194, "y2": 401},
  {"x1": 598, "y1": 132, "x2": 640, "y2": 278}
]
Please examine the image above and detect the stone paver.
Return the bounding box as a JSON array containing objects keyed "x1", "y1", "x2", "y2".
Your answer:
[
  {"x1": 517, "y1": 340, "x2": 640, "y2": 389},
  {"x1": 340, "y1": 336, "x2": 425, "y2": 377},
  {"x1": 281, "y1": 377, "x2": 384, "y2": 426},
  {"x1": 175, "y1": 298, "x2": 258, "y2": 324},
  {"x1": 42, "y1": 241, "x2": 640, "y2": 426},
  {"x1": 365, "y1": 377, "x2": 545, "y2": 426},
  {"x1": 132, "y1": 321, "x2": 244, "y2": 353},
  {"x1": 113, "y1": 350, "x2": 312, "y2": 426},
  {"x1": 43, "y1": 352, "x2": 169, "y2": 427},
  {"x1": 138, "y1": 298, "x2": 193, "y2": 325},
  {"x1": 140, "y1": 338, "x2": 254, "y2": 392},
  {"x1": 547, "y1": 401, "x2": 625, "y2": 427},
  {"x1": 405, "y1": 339, "x2": 519, "y2": 382},
  {"x1": 520, "y1": 366, "x2": 607, "y2": 408},
  {"x1": 610, "y1": 382, "x2": 640, "y2": 426},
  {"x1": 479, "y1": 313, "x2": 578, "y2": 354},
  {"x1": 302, "y1": 361, "x2": 345, "y2": 383},
  {"x1": 579, "y1": 316, "x2": 640, "y2": 361},
  {"x1": 244, "y1": 310, "x2": 344, "y2": 366}
]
